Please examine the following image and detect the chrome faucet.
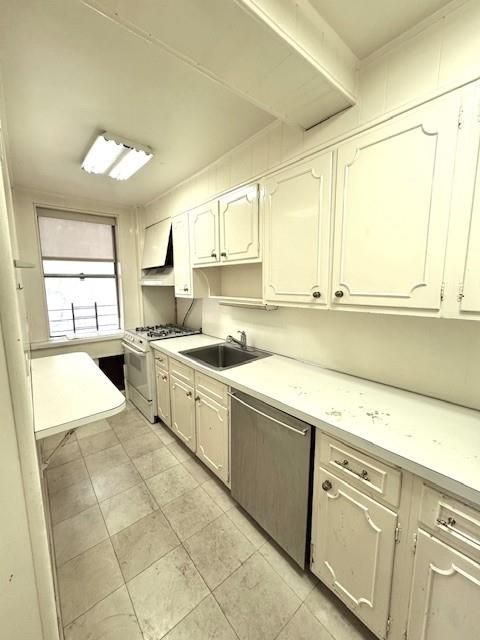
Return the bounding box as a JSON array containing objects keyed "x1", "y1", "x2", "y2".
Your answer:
[{"x1": 226, "y1": 330, "x2": 247, "y2": 349}]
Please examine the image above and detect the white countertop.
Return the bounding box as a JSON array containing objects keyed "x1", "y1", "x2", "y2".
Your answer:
[
  {"x1": 152, "y1": 334, "x2": 480, "y2": 506},
  {"x1": 31, "y1": 352, "x2": 126, "y2": 440}
]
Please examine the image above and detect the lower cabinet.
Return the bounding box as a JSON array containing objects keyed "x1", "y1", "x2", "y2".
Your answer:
[
  {"x1": 170, "y1": 375, "x2": 196, "y2": 451},
  {"x1": 407, "y1": 530, "x2": 480, "y2": 640},
  {"x1": 195, "y1": 391, "x2": 229, "y2": 484},
  {"x1": 155, "y1": 364, "x2": 171, "y2": 427},
  {"x1": 311, "y1": 467, "x2": 397, "y2": 639}
]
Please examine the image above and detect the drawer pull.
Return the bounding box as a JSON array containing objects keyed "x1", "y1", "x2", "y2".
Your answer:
[
  {"x1": 436, "y1": 517, "x2": 479, "y2": 547},
  {"x1": 335, "y1": 458, "x2": 370, "y2": 482}
]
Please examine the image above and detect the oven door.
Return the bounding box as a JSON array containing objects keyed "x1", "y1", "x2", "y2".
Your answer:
[{"x1": 123, "y1": 341, "x2": 152, "y2": 402}]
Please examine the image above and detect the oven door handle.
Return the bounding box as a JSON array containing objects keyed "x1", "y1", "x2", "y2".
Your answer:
[{"x1": 122, "y1": 341, "x2": 147, "y2": 356}]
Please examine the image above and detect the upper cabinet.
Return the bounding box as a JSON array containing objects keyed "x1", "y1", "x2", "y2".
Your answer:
[
  {"x1": 331, "y1": 95, "x2": 460, "y2": 311},
  {"x1": 190, "y1": 185, "x2": 260, "y2": 267},
  {"x1": 263, "y1": 152, "x2": 333, "y2": 306}
]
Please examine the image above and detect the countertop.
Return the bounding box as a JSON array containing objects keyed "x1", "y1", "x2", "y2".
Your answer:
[
  {"x1": 31, "y1": 352, "x2": 126, "y2": 440},
  {"x1": 151, "y1": 334, "x2": 480, "y2": 506}
]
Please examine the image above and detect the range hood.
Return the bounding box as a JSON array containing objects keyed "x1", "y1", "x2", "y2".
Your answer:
[{"x1": 141, "y1": 219, "x2": 174, "y2": 286}]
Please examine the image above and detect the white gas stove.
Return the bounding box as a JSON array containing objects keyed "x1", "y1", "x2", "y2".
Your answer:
[{"x1": 122, "y1": 324, "x2": 201, "y2": 422}]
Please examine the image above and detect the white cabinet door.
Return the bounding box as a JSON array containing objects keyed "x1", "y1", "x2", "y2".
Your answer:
[
  {"x1": 155, "y1": 366, "x2": 171, "y2": 427},
  {"x1": 170, "y1": 375, "x2": 196, "y2": 451},
  {"x1": 190, "y1": 201, "x2": 219, "y2": 266},
  {"x1": 263, "y1": 152, "x2": 333, "y2": 306},
  {"x1": 219, "y1": 184, "x2": 259, "y2": 263},
  {"x1": 459, "y1": 146, "x2": 480, "y2": 313},
  {"x1": 408, "y1": 530, "x2": 480, "y2": 640},
  {"x1": 311, "y1": 468, "x2": 397, "y2": 639},
  {"x1": 332, "y1": 96, "x2": 459, "y2": 310},
  {"x1": 195, "y1": 391, "x2": 229, "y2": 484},
  {"x1": 172, "y1": 213, "x2": 192, "y2": 298}
]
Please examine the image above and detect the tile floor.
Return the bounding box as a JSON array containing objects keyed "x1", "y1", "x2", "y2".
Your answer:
[{"x1": 43, "y1": 403, "x2": 375, "y2": 640}]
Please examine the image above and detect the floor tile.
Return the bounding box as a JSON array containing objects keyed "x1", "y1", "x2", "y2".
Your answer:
[
  {"x1": 181, "y1": 456, "x2": 214, "y2": 484},
  {"x1": 163, "y1": 595, "x2": 237, "y2": 640},
  {"x1": 276, "y1": 604, "x2": 333, "y2": 640},
  {"x1": 304, "y1": 581, "x2": 376, "y2": 639},
  {"x1": 46, "y1": 458, "x2": 89, "y2": 494},
  {"x1": 151, "y1": 421, "x2": 175, "y2": 445},
  {"x1": 260, "y1": 541, "x2": 317, "y2": 600},
  {"x1": 162, "y1": 486, "x2": 222, "y2": 541},
  {"x1": 225, "y1": 506, "x2": 268, "y2": 549},
  {"x1": 132, "y1": 446, "x2": 178, "y2": 480},
  {"x1": 57, "y1": 539, "x2": 123, "y2": 626},
  {"x1": 167, "y1": 440, "x2": 193, "y2": 462},
  {"x1": 75, "y1": 418, "x2": 111, "y2": 440},
  {"x1": 110, "y1": 414, "x2": 152, "y2": 442},
  {"x1": 53, "y1": 505, "x2": 108, "y2": 566},
  {"x1": 202, "y1": 478, "x2": 236, "y2": 512},
  {"x1": 111, "y1": 510, "x2": 180, "y2": 581},
  {"x1": 64, "y1": 585, "x2": 143, "y2": 640},
  {"x1": 42, "y1": 431, "x2": 71, "y2": 453},
  {"x1": 100, "y1": 483, "x2": 158, "y2": 535},
  {"x1": 146, "y1": 464, "x2": 198, "y2": 507},
  {"x1": 90, "y1": 460, "x2": 141, "y2": 502},
  {"x1": 122, "y1": 431, "x2": 164, "y2": 458},
  {"x1": 49, "y1": 478, "x2": 97, "y2": 525},
  {"x1": 107, "y1": 408, "x2": 140, "y2": 428},
  {"x1": 184, "y1": 513, "x2": 255, "y2": 589},
  {"x1": 214, "y1": 553, "x2": 300, "y2": 640},
  {"x1": 127, "y1": 546, "x2": 209, "y2": 640},
  {"x1": 84, "y1": 444, "x2": 129, "y2": 476},
  {"x1": 44, "y1": 440, "x2": 82, "y2": 469},
  {"x1": 78, "y1": 429, "x2": 119, "y2": 456}
]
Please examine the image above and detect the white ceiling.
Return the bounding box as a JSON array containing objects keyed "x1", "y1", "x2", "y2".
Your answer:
[
  {"x1": 0, "y1": 0, "x2": 273, "y2": 206},
  {"x1": 309, "y1": 0, "x2": 452, "y2": 58}
]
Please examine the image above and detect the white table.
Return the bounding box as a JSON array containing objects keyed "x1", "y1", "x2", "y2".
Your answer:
[{"x1": 31, "y1": 352, "x2": 126, "y2": 440}]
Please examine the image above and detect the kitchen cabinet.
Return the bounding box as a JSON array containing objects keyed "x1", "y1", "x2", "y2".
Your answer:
[
  {"x1": 190, "y1": 185, "x2": 259, "y2": 267},
  {"x1": 172, "y1": 213, "x2": 193, "y2": 297},
  {"x1": 407, "y1": 530, "x2": 480, "y2": 639},
  {"x1": 263, "y1": 152, "x2": 333, "y2": 306},
  {"x1": 169, "y1": 374, "x2": 196, "y2": 451},
  {"x1": 195, "y1": 391, "x2": 229, "y2": 484},
  {"x1": 311, "y1": 465, "x2": 398, "y2": 638},
  {"x1": 155, "y1": 362, "x2": 171, "y2": 427},
  {"x1": 331, "y1": 94, "x2": 460, "y2": 311}
]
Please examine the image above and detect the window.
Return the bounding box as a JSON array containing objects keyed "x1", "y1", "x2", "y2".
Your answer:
[{"x1": 37, "y1": 208, "x2": 121, "y2": 338}]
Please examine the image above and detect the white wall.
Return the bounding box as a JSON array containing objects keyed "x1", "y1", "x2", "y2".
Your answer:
[
  {"x1": 13, "y1": 188, "x2": 142, "y2": 357},
  {"x1": 140, "y1": 0, "x2": 480, "y2": 411}
]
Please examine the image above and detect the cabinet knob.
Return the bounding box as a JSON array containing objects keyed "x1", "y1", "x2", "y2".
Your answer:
[
  {"x1": 334, "y1": 290, "x2": 344, "y2": 298},
  {"x1": 186, "y1": 390, "x2": 192, "y2": 398},
  {"x1": 221, "y1": 251, "x2": 227, "y2": 258},
  {"x1": 183, "y1": 285, "x2": 189, "y2": 292},
  {"x1": 322, "y1": 480, "x2": 332, "y2": 491},
  {"x1": 312, "y1": 291, "x2": 321, "y2": 299},
  {"x1": 210, "y1": 251, "x2": 217, "y2": 258},
  {"x1": 195, "y1": 396, "x2": 200, "y2": 402},
  {"x1": 162, "y1": 375, "x2": 167, "y2": 381}
]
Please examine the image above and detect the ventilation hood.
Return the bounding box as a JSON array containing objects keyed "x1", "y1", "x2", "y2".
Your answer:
[{"x1": 141, "y1": 219, "x2": 174, "y2": 286}]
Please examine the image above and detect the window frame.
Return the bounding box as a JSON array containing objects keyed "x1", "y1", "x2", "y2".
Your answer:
[{"x1": 35, "y1": 206, "x2": 123, "y2": 340}]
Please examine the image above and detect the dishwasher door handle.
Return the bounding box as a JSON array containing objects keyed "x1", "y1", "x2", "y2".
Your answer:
[{"x1": 228, "y1": 392, "x2": 308, "y2": 436}]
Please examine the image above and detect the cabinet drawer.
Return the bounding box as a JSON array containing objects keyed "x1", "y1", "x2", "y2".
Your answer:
[
  {"x1": 419, "y1": 484, "x2": 480, "y2": 560},
  {"x1": 154, "y1": 352, "x2": 168, "y2": 372},
  {"x1": 169, "y1": 357, "x2": 194, "y2": 385},
  {"x1": 318, "y1": 434, "x2": 402, "y2": 508},
  {"x1": 195, "y1": 371, "x2": 228, "y2": 407}
]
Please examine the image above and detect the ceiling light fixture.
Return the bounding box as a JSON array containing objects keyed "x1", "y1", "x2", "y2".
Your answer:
[{"x1": 81, "y1": 132, "x2": 153, "y2": 181}]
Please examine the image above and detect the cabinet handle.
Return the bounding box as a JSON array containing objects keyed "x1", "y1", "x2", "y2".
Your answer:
[
  {"x1": 210, "y1": 251, "x2": 217, "y2": 258},
  {"x1": 334, "y1": 290, "x2": 344, "y2": 298},
  {"x1": 183, "y1": 285, "x2": 189, "y2": 292},
  {"x1": 436, "y1": 517, "x2": 479, "y2": 546},
  {"x1": 221, "y1": 251, "x2": 227, "y2": 257},
  {"x1": 322, "y1": 480, "x2": 332, "y2": 491},
  {"x1": 334, "y1": 458, "x2": 370, "y2": 482},
  {"x1": 312, "y1": 291, "x2": 321, "y2": 299},
  {"x1": 195, "y1": 396, "x2": 200, "y2": 402},
  {"x1": 162, "y1": 375, "x2": 167, "y2": 381},
  {"x1": 186, "y1": 390, "x2": 192, "y2": 398}
]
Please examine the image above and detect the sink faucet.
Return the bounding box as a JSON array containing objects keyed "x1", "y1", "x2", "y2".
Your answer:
[{"x1": 226, "y1": 330, "x2": 247, "y2": 350}]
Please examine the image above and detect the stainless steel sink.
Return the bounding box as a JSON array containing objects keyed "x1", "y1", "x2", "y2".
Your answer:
[{"x1": 179, "y1": 343, "x2": 270, "y2": 370}]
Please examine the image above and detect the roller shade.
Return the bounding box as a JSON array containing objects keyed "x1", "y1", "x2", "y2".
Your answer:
[{"x1": 37, "y1": 208, "x2": 115, "y2": 260}]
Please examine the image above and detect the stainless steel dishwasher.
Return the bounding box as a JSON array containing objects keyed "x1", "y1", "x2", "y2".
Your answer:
[{"x1": 229, "y1": 390, "x2": 314, "y2": 567}]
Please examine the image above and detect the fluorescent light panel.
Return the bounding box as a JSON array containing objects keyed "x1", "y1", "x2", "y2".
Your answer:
[{"x1": 82, "y1": 132, "x2": 153, "y2": 181}]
